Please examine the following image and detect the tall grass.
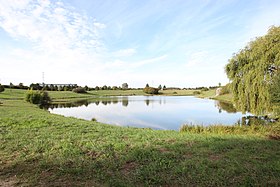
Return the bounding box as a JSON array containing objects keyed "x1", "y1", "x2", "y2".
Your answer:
[{"x1": 180, "y1": 123, "x2": 280, "y2": 139}]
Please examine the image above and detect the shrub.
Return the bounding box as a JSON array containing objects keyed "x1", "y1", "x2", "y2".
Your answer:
[
  {"x1": 193, "y1": 91, "x2": 201, "y2": 95},
  {"x1": 201, "y1": 87, "x2": 209, "y2": 91},
  {"x1": 220, "y1": 83, "x2": 231, "y2": 95},
  {"x1": 25, "y1": 90, "x2": 51, "y2": 104},
  {"x1": 143, "y1": 87, "x2": 159, "y2": 94},
  {"x1": 0, "y1": 84, "x2": 4, "y2": 93},
  {"x1": 73, "y1": 87, "x2": 87, "y2": 93}
]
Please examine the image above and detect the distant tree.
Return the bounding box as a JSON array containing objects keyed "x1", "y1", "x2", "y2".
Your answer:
[
  {"x1": 45, "y1": 85, "x2": 50, "y2": 91},
  {"x1": 102, "y1": 85, "x2": 108, "y2": 90},
  {"x1": 163, "y1": 85, "x2": 166, "y2": 90},
  {"x1": 9, "y1": 82, "x2": 14, "y2": 89},
  {"x1": 84, "y1": 85, "x2": 89, "y2": 91},
  {"x1": 218, "y1": 82, "x2": 221, "y2": 87},
  {"x1": 58, "y1": 86, "x2": 63, "y2": 91},
  {"x1": 143, "y1": 87, "x2": 159, "y2": 94},
  {"x1": 19, "y1": 83, "x2": 24, "y2": 89},
  {"x1": 145, "y1": 83, "x2": 149, "y2": 88},
  {"x1": 73, "y1": 87, "x2": 87, "y2": 93},
  {"x1": 112, "y1": 86, "x2": 118, "y2": 90},
  {"x1": 108, "y1": 86, "x2": 112, "y2": 90},
  {"x1": 54, "y1": 85, "x2": 58, "y2": 91},
  {"x1": 122, "y1": 83, "x2": 128, "y2": 90},
  {"x1": 95, "y1": 86, "x2": 100, "y2": 91},
  {"x1": 49, "y1": 84, "x2": 54, "y2": 91},
  {"x1": 0, "y1": 84, "x2": 5, "y2": 93},
  {"x1": 158, "y1": 84, "x2": 162, "y2": 90},
  {"x1": 30, "y1": 83, "x2": 42, "y2": 90}
]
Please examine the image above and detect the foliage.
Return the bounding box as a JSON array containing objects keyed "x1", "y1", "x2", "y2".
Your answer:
[
  {"x1": 201, "y1": 87, "x2": 209, "y2": 91},
  {"x1": 220, "y1": 83, "x2": 231, "y2": 95},
  {"x1": 84, "y1": 85, "x2": 89, "y2": 91},
  {"x1": 193, "y1": 91, "x2": 201, "y2": 95},
  {"x1": 269, "y1": 73, "x2": 280, "y2": 104},
  {"x1": 145, "y1": 83, "x2": 149, "y2": 87},
  {"x1": 122, "y1": 83, "x2": 128, "y2": 89},
  {"x1": 25, "y1": 90, "x2": 51, "y2": 104},
  {"x1": 225, "y1": 26, "x2": 280, "y2": 115},
  {"x1": 30, "y1": 83, "x2": 42, "y2": 90},
  {"x1": 158, "y1": 84, "x2": 162, "y2": 90},
  {"x1": 143, "y1": 87, "x2": 159, "y2": 94},
  {"x1": 0, "y1": 84, "x2": 4, "y2": 93},
  {"x1": 72, "y1": 87, "x2": 87, "y2": 93}
]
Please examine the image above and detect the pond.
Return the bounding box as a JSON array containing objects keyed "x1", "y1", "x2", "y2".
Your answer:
[{"x1": 45, "y1": 96, "x2": 254, "y2": 130}]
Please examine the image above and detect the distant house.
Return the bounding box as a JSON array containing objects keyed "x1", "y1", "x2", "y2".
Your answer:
[{"x1": 39, "y1": 83, "x2": 77, "y2": 88}]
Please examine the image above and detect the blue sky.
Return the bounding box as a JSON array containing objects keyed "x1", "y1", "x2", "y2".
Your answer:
[{"x1": 0, "y1": 0, "x2": 280, "y2": 88}]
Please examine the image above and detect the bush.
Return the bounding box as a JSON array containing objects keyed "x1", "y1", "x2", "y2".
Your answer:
[
  {"x1": 193, "y1": 91, "x2": 201, "y2": 95},
  {"x1": 25, "y1": 90, "x2": 51, "y2": 104},
  {"x1": 220, "y1": 83, "x2": 231, "y2": 95},
  {"x1": 0, "y1": 84, "x2": 4, "y2": 93},
  {"x1": 201, "y1": 87, "x2": 209, "y2": 91},
  {"x1": 73, "y1": 87, "x2": 87, "y2": 93},
  {"x1": 143, "y1": 87, "x2": 159, "y2": 94}
]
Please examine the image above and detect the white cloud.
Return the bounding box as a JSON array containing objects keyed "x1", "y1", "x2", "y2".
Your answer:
[
  {"x1": 113, "y1": 48, "x2": 136, "y2": 57},
  {"x1": 185, "y1": 51, "x2": 209, "y2": 68},
  {"x1": 0, "y1": 0, "x2": 105, "y2": 54}
]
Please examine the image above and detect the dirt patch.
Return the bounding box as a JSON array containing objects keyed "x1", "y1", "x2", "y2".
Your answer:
[
  {"x1": 208, "y1": 154, "x2": 223, "y2": 161},
  {"x1": 158, "y1": 148, "x2": 171, "y2": 153},
  {"x1": 85, "y1": 151, "x2": 100, "y2": 159},
  {"x1": 0, "y1": 176, "x2": 19, "y2": 187},
  {"x1": 166, "y1": 139, "x2": 176, "y2": 143},
  {"x1": 268, "y1": 134, "x2": 280, "y2": 140},
  {"x1": 121, "y1": 161, "x2": 138, "y2": 176},
  {"x1": 185, "y1": 141, "x2": 196, "y2": 147},
  {"x1": 183, "y1": 153, "x2": 193, "y2": 159}
]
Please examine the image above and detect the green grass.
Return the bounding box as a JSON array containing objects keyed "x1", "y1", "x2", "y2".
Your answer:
[
  {"x1": 0, "y1": 89, "x2": 279, "y2": 186},
  {"x1": 197, "y1": 89, "x2": 233, "y2": 103}
]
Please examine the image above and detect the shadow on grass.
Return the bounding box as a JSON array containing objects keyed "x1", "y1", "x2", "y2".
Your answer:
[{"x1": 1, "y1": 137, "x2": 280, "y2": 186}]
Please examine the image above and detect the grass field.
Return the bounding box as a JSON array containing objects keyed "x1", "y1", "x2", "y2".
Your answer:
[{"x1": 0, "y1": 89, "x2": 279, "y2": 186}]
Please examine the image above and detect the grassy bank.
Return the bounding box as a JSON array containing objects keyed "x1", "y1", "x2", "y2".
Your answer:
[
  {"x1": 197, "y1": 89, "x2": 233, "y2": 103},
  {"x1": 0, "y1": 89, "x2": 279, "y2": 186}
]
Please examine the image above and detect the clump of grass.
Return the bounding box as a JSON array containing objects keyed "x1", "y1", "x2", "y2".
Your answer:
[
  {"x1": 180, "y1": 123, "x2": 280, "y2": 137},
  {"x1": 193, "y1": 91, "x2": 201, "y2": 95}
]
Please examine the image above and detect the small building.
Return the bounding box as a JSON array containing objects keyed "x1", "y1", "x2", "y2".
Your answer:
[{"x1": 39, "y1": 83, "x2": 77, "y2": 88}]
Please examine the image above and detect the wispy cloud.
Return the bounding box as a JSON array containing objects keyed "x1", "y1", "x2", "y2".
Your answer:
[
  {"x1": 0, "y1": 0, "x2": 105, "y2": 54},
  {"x1": 185, "y1": 51, "x2": 209, "y2": 68},
  {"x1": 112, "y1": 48, "x2": 136, "y2": 57}
]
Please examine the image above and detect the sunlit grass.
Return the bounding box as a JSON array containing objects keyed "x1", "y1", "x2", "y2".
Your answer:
[{"x1": 0, "y1": 89, "x2": 279, "y2": 186}]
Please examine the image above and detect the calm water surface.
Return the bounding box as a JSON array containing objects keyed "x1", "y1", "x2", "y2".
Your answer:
[{"x1": 47, "y1": 96, "x2": 250, "y2": 130}]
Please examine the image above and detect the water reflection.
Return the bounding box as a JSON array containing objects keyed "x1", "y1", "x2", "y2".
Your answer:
[
  {"x1": 237, "y1": 116, "x2": 276, "y2": 126},
  {"x1": 43, "y1": 96, "x2": 170, "y2": 109},
  {"x1": 215, "y1": 100, "x2": 237, "y2": 113},
  {"x1": 43, "y1": 96, "x2": 274, "y2": 130}
]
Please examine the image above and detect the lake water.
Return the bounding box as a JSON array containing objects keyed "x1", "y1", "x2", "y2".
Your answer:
[{"x1": 47, "y1": 96, "x2": 250, "y2": 130}]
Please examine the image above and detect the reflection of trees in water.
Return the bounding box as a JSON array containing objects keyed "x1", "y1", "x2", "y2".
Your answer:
[
  {"x1": 236, "y1": 116, "x2": 276, "y2": 126},
  {"x1": 122, "y1": 97, "x2": 129, "y2": 107},
  {"x1": 145, "y1": 99, "x2": 150, "y2": 106},
  {"x1": 215, "y1": 100, "x2": 237, "y2": 113},
  {"x1": 42, "y1": 96, "x2": 168, "y2": 109},
  {"x1": 41, "y1": 99, "x2": 90, "y2": 109}
]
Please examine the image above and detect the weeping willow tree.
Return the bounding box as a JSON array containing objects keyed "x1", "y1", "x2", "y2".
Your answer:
[{"x1": 225, "y1": 26, "x2": 280, "y2": 115}]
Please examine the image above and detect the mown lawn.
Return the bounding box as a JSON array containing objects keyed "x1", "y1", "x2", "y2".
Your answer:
[{"x1": 0, "y1": 89, "x2": 279, "y2": 186}]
